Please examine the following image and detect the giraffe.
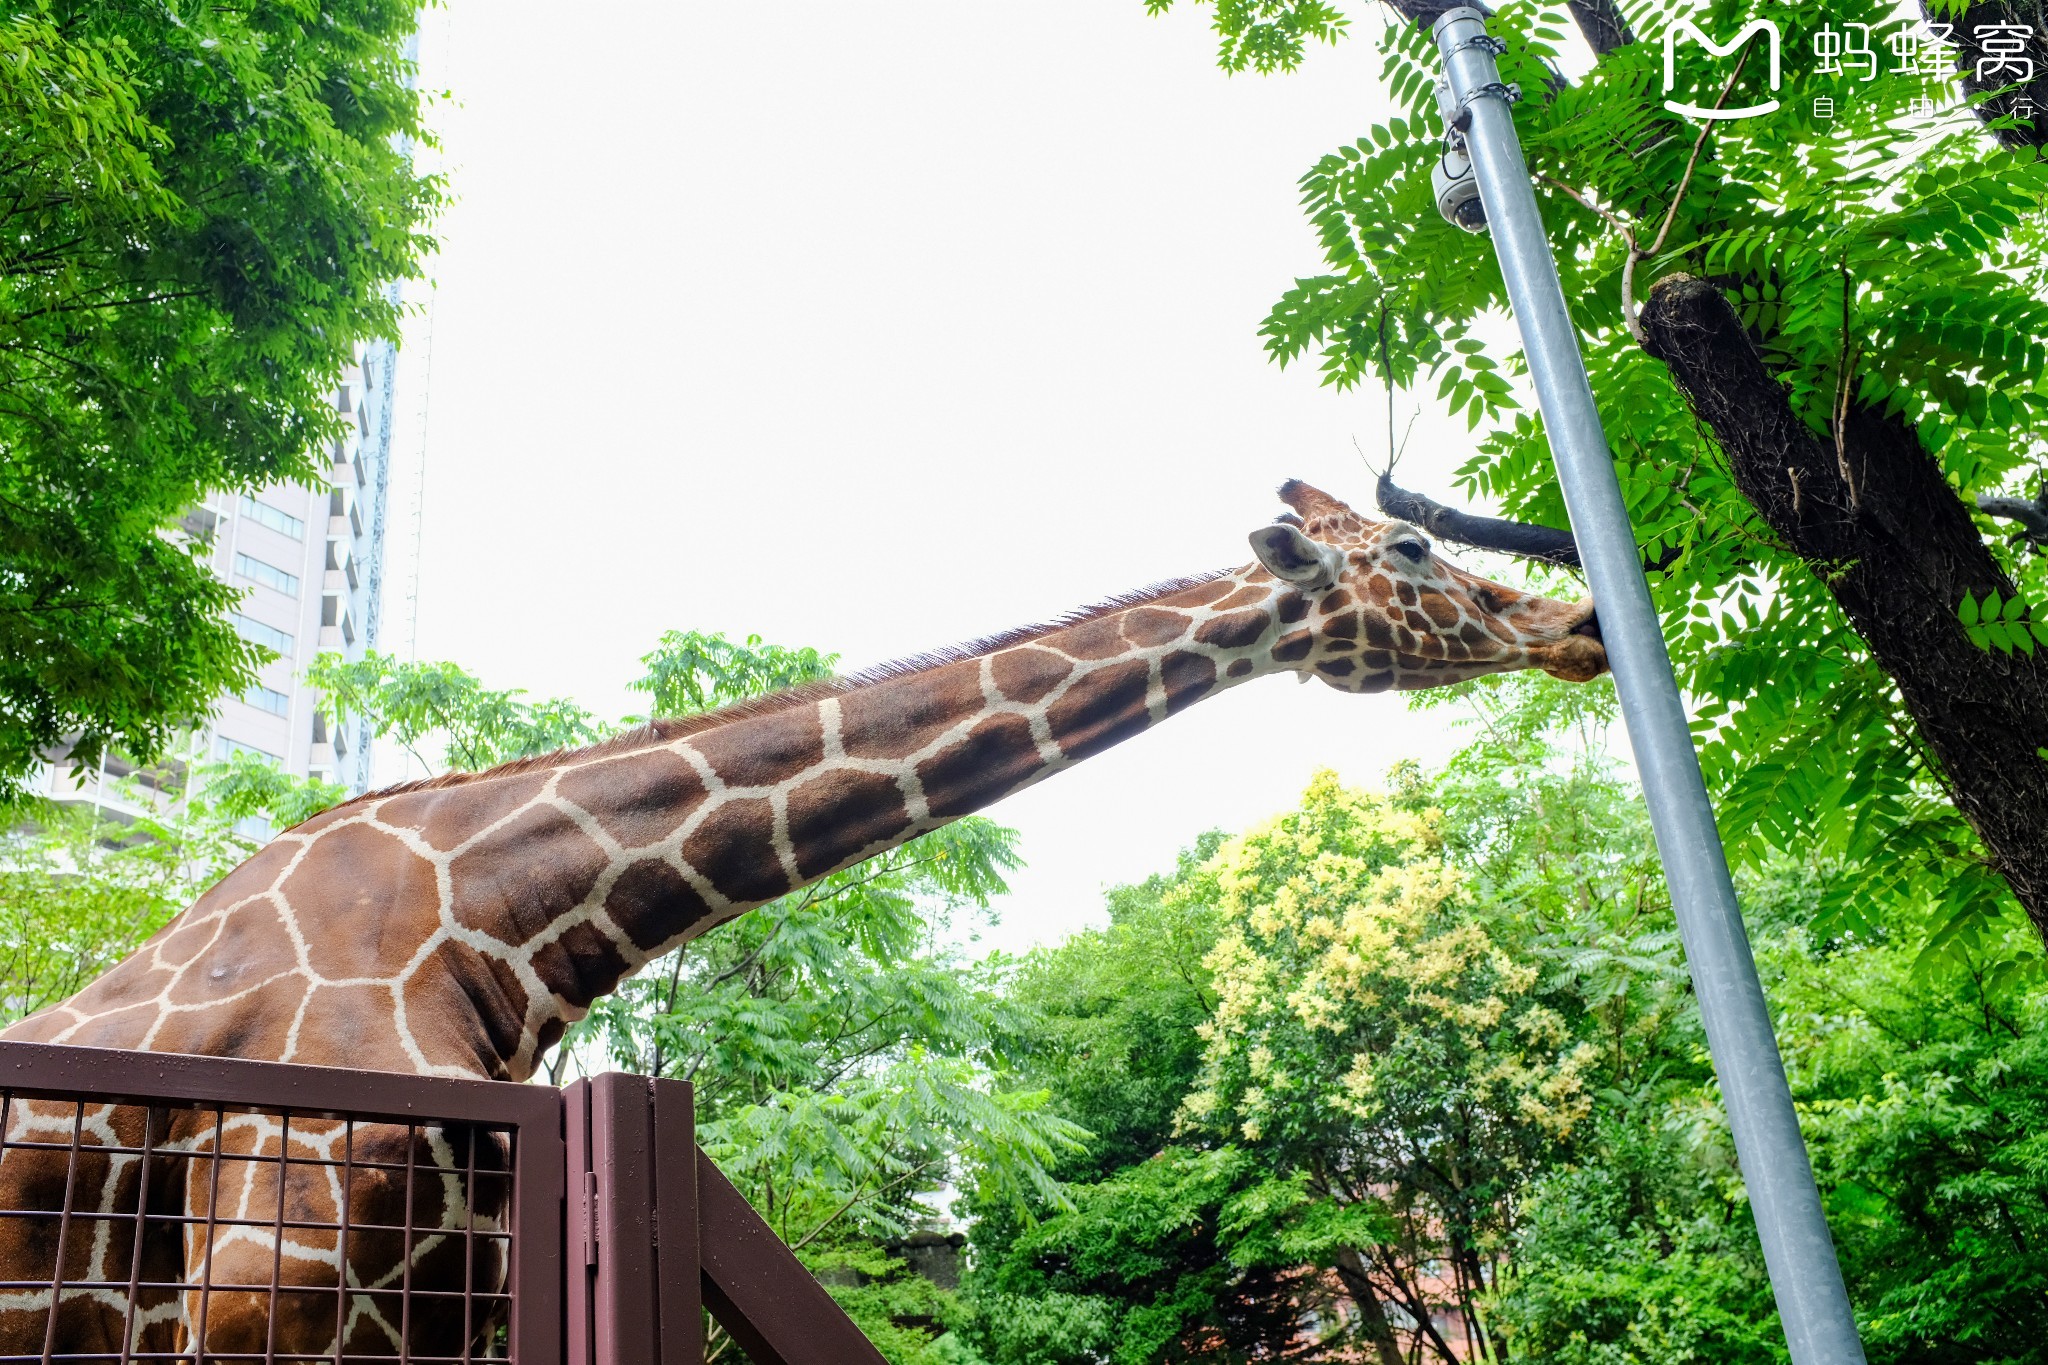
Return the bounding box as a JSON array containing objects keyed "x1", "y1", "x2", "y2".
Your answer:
[{"x1": 0, "y1": 481, "x2": 1605, "y2": 1361}]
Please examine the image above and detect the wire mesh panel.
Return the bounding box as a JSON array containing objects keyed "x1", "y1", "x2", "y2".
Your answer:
[{"x1": 0, "y1": 1044, "x2": 561, "y2": 1365}]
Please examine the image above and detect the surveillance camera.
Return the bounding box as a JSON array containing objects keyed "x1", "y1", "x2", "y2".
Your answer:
[{"x1": 1434, "y1": 146, "x2": 1487, "y2": 233}]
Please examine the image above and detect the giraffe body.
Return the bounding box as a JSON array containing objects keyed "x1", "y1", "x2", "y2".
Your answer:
[{"x1": 0, "y1": 482, "x2": 1605, "y2": 1359}]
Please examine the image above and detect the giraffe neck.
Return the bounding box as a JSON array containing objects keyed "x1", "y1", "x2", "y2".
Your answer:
[
  {"x1": 7, "y1": 567, "x2": 1306, "y2": 1081},
  {"x1": 439, "y1": 566, "x2": 1296, "y2": 1078}
]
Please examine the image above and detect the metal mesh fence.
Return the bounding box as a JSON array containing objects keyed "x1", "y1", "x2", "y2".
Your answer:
[{"x1": 0, "y1": 1047, "x2": 559, "y2": 1365}]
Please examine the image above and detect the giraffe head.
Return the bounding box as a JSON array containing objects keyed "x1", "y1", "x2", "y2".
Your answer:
[{"x1": 1246, "y1": 480, "x2": 1606, "y2": 691}]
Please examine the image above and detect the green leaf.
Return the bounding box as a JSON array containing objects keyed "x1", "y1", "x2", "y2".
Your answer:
[{"x1": 1959, "y1": 592, "x2": 1980, "y2": 626}]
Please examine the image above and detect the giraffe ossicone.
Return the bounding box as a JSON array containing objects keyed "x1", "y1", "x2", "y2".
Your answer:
[{"x1": 1, "y1": 479, "x2": 1604, "y2": 1360}]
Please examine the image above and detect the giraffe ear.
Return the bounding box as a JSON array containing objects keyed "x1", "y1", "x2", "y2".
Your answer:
[{"x1": 1249, "y1": 524, "x2": 1344, "y2": 591}]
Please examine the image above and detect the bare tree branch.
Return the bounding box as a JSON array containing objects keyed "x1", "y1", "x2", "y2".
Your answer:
[
  {"x1": 1978, "y1": 492, "x2": 2048, "y2": 550},
  {"x1": 1376, "y1": 472, "x2": 1584, "y2": 567},
  {"x1": 1563, "y1": 0, "x2": 1635, "y2": 56}
]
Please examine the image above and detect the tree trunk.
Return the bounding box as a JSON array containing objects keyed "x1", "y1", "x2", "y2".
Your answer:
[
  {"x1": 1638, "y1": 273, "x2": 2048, "y2": 934},
  {"x1": 1933, "y1": 1, "x2": 2048, "y2": 150},
  {"x1": 1334, "y1": 1247, "x2": 1411, "y2": 1365}
]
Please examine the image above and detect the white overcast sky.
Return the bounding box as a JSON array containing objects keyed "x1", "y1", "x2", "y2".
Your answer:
[{"x1": 384, "y1": 0, "x2": 1541, "y2": 954}]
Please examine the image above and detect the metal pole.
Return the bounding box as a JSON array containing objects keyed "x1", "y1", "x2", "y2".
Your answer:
[{"x1": 1428, "y1": 10, "x2": 1866, "y2": 1364}]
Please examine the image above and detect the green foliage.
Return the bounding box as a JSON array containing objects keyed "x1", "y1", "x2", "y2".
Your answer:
[
  {"x1": 197, "y1": 750, "x2": 350, "y2": 833},
  {"x1": 999, "y1": 834, "x2": 1227, "y2": 1181},
  {"x1": 629, "y1": 630, "x2": 839, "y2": 719},
  {"x1": 0, "y1": 1, "x2": 440, "y2": 801},
  {"x1": 1493, "y1": 1116, "x2": 1784, "y2": 1365},
  {"x1": 1789, "y1": 924, "x2": 2048, "y2": 1362},
  {"x1": 968, "y1": 670, "x2": 2048, "y2": 1361},
  {"x1": 1957, "y1": 588, "x2": 2048, "y2": 656},
  {"x1": 959, "y1": 1147, "x2": 1325, "y2": 1365},
  {"x1": 1, "y1": 752, "x2": 343, "y2": 1023},
  {"x1": 1142, "y1": 0, "x2": 1350, "y2": 74},
  {"x1": 960, "y1": 841, "x2": 1333, "y2": 1362},
  {"x1": 1220, "y1": 0, "x2": 2048, "y2": 956},
  {"x1": 308, "y1": 652, "x2": 608, "y2": 773},
  {"x1": 0, "y1": 804, "x2": 184, "y2": 1024}
]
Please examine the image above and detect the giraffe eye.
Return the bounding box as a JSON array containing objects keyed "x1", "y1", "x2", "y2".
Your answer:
[{"x1": 1391, "y1": 539, "x2": 1429, "y2": 564}]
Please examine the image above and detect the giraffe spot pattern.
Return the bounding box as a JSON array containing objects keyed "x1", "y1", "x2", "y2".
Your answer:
[
  {"x1": 1045, "y1": 660, "x2": 1153, "y2": 762},
  {"x1": 448, "y1": 806, "x2": 611, "y2": 947},
  {"x1": 603, "y1": 858, "x2": 714, "y2": 953},
  {"x1": 1057, "y1": 614, "x2": 1130, "y2": 661},
  {"x1": 1120, "y1": 606, "x2": 1192, "y2": 647},
  {"x1": 1194, "y1": 610, "x2": 1268, "y2": 650},
  {"x1": 1161, "y1": 651, "x2": 1218, "y2": 715},
  {"x1": 917, "y1": 714, "x2": 1042, "y2": 819},
  {"x1": 785, "y1": 769, "x2": 912, "y2": 880},
  {"x1": 837, "y1": 665, "x2": 979, "y2": 761},
  {"x1": 530, "y1": 921, "x2": 632, "y2": 1011},
  {"x1": 5, "y1": 533, "x2": 1594, "y2": 1090},
  {"x1": 555, "y1": 751, "x2": 707, "y2": 849},
  {"x1": 678, "y1": 796, "x2": 789, "y2": 906},
  {"x1": 1271, "y1": 630, "x2": 1314, "y2": 663},
  {"x1": 691, "y1": 706, "x2": 826, "y2": 788},
  {"x1": 989, "y1": 647, "x2": 1072, "y2": 705}
]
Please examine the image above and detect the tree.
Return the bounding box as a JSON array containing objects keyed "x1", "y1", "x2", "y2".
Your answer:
[
  {"x1": 1149, "y1": 0, "x2": 2048, "y2": 952},
  {"x1": 1179, "y1": 771, "x2": 1610, "y2": 1363},
  {"x1": 309, "y1": 652, "x2": 609, "y2": 773},
  {"x1": 1494, "y1": 861, "x2": 2048, "y2": 1365},
  {"x1": 958, "y1": 838, "x2": 1334, "y2": 1364},
  {"x1": 0, "y1": 0, "x2": 440, "y2": 803},
  {"x1": 963, "y1": 680, "x2": 1690, "y2": 1364}
]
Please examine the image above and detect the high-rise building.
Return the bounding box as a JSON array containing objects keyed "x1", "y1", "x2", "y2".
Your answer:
[
  {"x1": 29, "y1": 338, "x2": 397, "y2": 821},
  {"x1": 205, "y1": 336, "x2": 397, "y2": 793}
]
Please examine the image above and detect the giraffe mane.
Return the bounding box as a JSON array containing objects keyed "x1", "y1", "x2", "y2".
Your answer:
[{"x1": 322, "y1": 569, "x2": 1237, "y2": 814}]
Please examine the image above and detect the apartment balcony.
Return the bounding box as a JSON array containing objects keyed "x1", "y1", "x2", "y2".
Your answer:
[
  {"x1": 319, "y1": 592, "x2": 357, "y2": 649},
  {"x1": 328, "y1": 484, "x2": 363, "y2": 539},
  {"x1": 176, "y1": 504, "x2": 222, "y2": 542},
  {"x1": 325, "y1": 538, "x2": 359, "y2": 592},
  {"x1": 309, "y1": 711, "x2": 348, "y2": 760},
  {"x1": 28, "y1": 741, "x2": 190, "y2": 830}
]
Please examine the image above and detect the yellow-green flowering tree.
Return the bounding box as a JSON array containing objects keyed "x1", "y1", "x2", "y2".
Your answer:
[{"x1": 1183, "y1": 772, "x2": 1600, "y2": 1363}]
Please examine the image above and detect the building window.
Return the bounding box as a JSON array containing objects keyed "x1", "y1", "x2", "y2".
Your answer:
[
  {"x1": 242, "y1": 683, "x2": 291, "y2": 717},
  {"x1": 230, "y1": 612, "x2": 294, "y2": 656},
  {"x1": 214, "y1": 735, "x2": 282, "y2": 764},
  {"x1": 234, "y1": 553, "x2": 300, "y2": 597},
  {"x1": 239, "y1": 495, "x2": 304, "y2": 539}
]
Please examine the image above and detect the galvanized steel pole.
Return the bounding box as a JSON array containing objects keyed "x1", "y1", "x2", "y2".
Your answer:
[{"x1": 1427, "y1": 9, "x2": 1866, "y2": 1363}]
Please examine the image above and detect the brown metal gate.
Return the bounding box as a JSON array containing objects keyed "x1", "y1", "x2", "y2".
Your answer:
[
  {"x1": 562, "y1": 1074, "x2": 883, "y2": 1365},
  {"x1": 0, "y1": 1045, "x2": 884, "y2": 1365}
]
